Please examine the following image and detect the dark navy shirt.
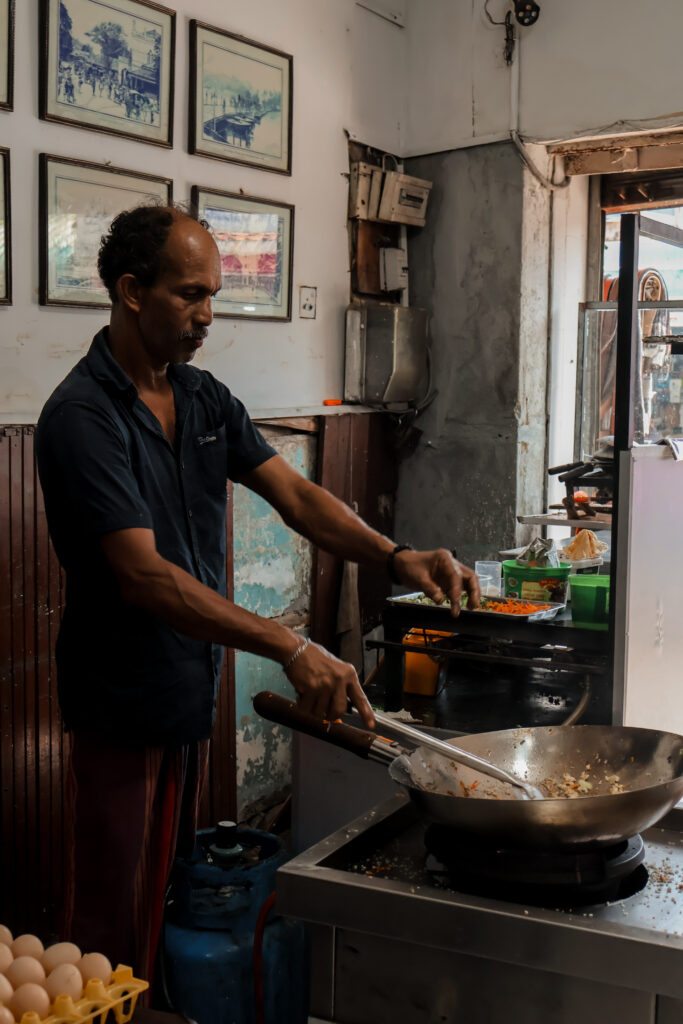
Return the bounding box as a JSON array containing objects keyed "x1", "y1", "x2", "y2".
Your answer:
[{"x1": 36, "y1": 328, "x2": 276, "y2": 746}]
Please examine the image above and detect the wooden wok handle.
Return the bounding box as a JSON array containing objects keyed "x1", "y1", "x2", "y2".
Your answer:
[{"x1": 253, "y1": 691, "x2": 377, "y2": 759}]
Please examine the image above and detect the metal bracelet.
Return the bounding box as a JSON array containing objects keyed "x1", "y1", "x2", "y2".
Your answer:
[{"x1": 283, "y1": 636, "x2": 310, "y2": 672}]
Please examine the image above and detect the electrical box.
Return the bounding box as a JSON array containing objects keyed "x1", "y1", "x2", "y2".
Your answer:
[
  {"x1": 349, "y1": 163, "x2": 432, "y2": 226},
  {"x1": 349, "y1": 162, "x2": 383, "y2": 220},
  {"x1": 377, "y1": 171, "x2": 432, "y2": 227},
  {"x1": 344, "y1": 301, "x2": 429, "y2": 405},
  {"x1": 379, "y1": 248, "x2": 408, "y2": 292}
]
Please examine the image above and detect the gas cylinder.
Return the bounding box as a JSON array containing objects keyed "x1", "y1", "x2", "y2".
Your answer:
[{"x1": 163, "y1": 823, "x2": 309, "y2": 1024}]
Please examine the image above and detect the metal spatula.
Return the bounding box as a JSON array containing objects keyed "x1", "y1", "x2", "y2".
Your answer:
[{"x1": 367, "y1": 709, "x2": 544, "y2": 800}]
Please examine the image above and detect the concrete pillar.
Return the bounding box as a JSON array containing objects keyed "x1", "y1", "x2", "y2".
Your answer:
[{"x1": 396, "y1": 140, "x2": 551, "y2": 565}]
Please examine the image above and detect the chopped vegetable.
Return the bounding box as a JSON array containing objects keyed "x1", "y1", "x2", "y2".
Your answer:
[{"x1": 481, "y1": 597, "x2": 550, "y2": 615}]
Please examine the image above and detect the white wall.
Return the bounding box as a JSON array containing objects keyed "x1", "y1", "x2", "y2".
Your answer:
[
  {"x1": 403, "y1": 0, "x2": 683, "y2": 157},
  {"x1": 0, "y1": 0, "x2": 406, "y2": 423}
]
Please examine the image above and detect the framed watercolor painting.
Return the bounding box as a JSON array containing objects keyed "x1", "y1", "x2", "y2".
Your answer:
[
  {"x1": 40, "y1": 0, "x2": 175, "y2": 146},
  {"x1": 189, "y1": 21, "x2": 292, "y2": 175},
  {"x1": 0, "y1": 148, "x2": 11, "y2": 303},
  {"x1": 192, "y1": 186, "x2": 293, "y2": 321},
  {"x1": 0, "y1": 0, "x2": 14, "y2": 110},
  {"x1": 40, "y1": 153, "x2": 172, "y2": 307}
]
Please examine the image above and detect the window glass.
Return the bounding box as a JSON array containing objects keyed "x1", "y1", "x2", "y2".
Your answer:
[{"x1": 594, "y1": 208, "x2": 683, "y2": 445}]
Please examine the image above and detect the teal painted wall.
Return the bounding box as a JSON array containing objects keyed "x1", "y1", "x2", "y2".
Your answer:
[{"x1": 233, "y1": 430, "x2": 315, "y2": 815}]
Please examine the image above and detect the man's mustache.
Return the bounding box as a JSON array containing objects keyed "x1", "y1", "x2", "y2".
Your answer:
[{"x1": 179, "y1": 329, "x2": 208, "y2": 342}]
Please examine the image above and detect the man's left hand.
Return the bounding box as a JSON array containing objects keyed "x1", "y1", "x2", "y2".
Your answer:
[{"x1": 392, "y1": 548, "x2": 480, "y2": 616}]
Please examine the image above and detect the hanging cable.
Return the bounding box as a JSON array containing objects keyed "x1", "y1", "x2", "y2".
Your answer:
[{"x1": 511, "y1": 129, "x2": 570, "y2": 191}]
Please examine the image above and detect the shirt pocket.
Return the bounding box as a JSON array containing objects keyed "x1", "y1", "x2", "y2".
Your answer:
[{"x1": 193, "y1": 424, "x2": 228, "y2": 495}]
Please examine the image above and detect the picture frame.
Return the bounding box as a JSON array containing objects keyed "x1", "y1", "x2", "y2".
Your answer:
[
  {"x1": 40, "y1": 153, "x2": 172, "y2": 308},
  {"x1": 0, "y1": 0, "x2": 14, "y2": 110},
  {"x1": 189, "y1": 21, "x2": 292, "y2": 175},
  {"x1": 192, "y1": 186, "x2": 294, "y2": 321},
  {"x1": 0, "y1": 148, "x2": 11, "y2": 304},
  {"x1": 40, "y1": 0, "x2": 175, "y2": 147}
]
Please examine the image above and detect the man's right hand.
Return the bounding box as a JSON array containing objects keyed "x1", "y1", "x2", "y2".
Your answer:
[{"x1": 283, "y1": 640, "x2": 375, "y2": 729}]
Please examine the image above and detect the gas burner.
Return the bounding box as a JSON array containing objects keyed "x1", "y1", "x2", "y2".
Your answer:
[{"x1": 424, "y1": 824, "x2": 648, "y2": 908}]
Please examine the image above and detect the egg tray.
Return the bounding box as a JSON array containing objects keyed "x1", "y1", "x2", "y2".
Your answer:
[{"x1": 14, "y1": 966, "x2": 148, "y2": 1024}]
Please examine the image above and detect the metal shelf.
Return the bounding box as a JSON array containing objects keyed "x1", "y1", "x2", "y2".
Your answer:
[{"x1": 517, "y1": 513, "x2": 612, "y2": 530}]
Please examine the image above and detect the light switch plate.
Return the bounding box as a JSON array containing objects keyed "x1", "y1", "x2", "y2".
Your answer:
[{"x1": 299, "y1": 286, "x2": 317, "y2": 319}]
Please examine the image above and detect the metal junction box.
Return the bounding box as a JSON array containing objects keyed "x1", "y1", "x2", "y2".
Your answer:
[{"x1": 344, "y1": 302, "x2": 429, "y2": 405}]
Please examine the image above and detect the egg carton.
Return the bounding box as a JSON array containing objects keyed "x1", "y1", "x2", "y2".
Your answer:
[{"x1": 15, "y1": 966, "x2": 148, "y2": 1024}]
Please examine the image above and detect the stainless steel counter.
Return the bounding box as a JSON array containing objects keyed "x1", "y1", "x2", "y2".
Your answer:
[{"x1": 278, "y1": 796, "x2": 683, "y2": 1023}]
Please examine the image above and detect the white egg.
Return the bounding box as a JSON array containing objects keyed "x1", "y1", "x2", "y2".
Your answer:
[
  {"x1": 41, "y1": 942, "x2": 81, "y2": 975},
  {"x1": 0, "y1": 944, "x2": 12, "y2": 973},
  {"x1": 6, "y1": 955, "x2": 45, "y2": 989},
  {"x1": 9, "y1": 981, "x2": 50, "y2": 1021},
  {"x1": 79, "y1": 952, "x2": 112, "y2": 986},
  {"x1": 45, "y1": 962, "x2": 83, "y2": 1003},
  {"x1": 10, "y1": 935, "x2": 44, "y2": 960},
  {"x1": 0, "y1": 927, "x2": 11, "y2": 947},
  {"x1": 0, "y1": 1005, "x2": 14, "y2": 1024},
  {"x1": 0, "y1": 974, "x2": 12, "y2": 1004}
]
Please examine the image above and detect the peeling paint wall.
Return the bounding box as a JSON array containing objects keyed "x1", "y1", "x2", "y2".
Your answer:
[{"x1": 233, "y1": 430, "x2": 315, "y2": 815}]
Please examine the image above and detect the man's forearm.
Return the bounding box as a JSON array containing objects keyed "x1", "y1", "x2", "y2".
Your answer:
[
  {"x1": 279, "y1": 478, "x2": 395, "y2": 566},
  {"x1": 118, "y1": 548, "x2": 300, "y2": 663}
]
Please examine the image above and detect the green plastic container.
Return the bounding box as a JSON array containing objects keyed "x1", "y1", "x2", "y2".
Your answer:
[
  {"x1": 569, "y1": 574, "x2": 610, "y2": 630},
  {"x1": 502, "y1": 560, "x2": 572, "y2": 605}
]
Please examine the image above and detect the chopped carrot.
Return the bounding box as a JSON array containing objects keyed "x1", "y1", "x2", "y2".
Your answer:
[{"x1": 481, "y1": 598, "x2": 549, "y2": 615}]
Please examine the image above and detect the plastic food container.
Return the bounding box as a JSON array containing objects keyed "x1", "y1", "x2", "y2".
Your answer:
[
  {"x1": 569, "y1": 574, "x2": 610, "y2": 630},
  {"x1": 13, "y1": 966, "x2": 148, "y2": 1024},
  {"x1": 502, "y1": 560, "x2": 572, "y2": 605}
]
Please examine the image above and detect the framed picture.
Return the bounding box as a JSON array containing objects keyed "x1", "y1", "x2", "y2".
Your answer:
[
  {"x1": 40, "y1": 0, "x2": 175, "y2": 147},
  {"x1": 192, "y1": 187, "x2": 293, "y2": 321},
  {"x1": 40, "y1": 153, "x2": 172, "y2": 308},
  {"x1": 0, "y1": 0, "x2": 14, "y2": 110},
  {"x1": 189, "y1": 21, "x2": 292, "y2": 175},
  {"x1": 0, "y1": 148, "x2": 11, "y2": 304}
]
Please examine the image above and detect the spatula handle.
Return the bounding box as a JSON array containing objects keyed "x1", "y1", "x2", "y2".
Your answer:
[{"x1": 253, "y1": 691, "x2": 379, "y2": 759}]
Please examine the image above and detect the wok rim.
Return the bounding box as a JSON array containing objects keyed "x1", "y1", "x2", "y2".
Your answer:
[{"x1": 400, "y1": 722, "x2": 683, "y2": 805}]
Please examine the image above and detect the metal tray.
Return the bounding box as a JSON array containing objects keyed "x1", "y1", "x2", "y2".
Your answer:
[{"x1": 391, "y1": 592, "x2": 565, "y2": 621}]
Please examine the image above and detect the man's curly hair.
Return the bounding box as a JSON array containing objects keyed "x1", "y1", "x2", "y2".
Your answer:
[{"x1": 97, "y1": 203, "x2": 210, "y2": 302}]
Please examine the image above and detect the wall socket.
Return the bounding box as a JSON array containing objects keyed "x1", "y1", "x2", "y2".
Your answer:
[{"x1": 299, "y1": 286, "x2": 317, "y2": 319}]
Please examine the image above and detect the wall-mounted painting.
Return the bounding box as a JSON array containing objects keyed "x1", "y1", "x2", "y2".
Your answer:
[
  {"x1": 0, "y1": 148, "x2": 11, "y2": 303},
  {"x1": 0, "y1": 0, "x2": 14, "y2": 110},
  {"x1": 192, "y1": 186, "x2": 293, "y2": 321},
  {"x1": 40, "y1": 0, "x2": 175, "y2": 146},
  {"x1": 189, "y1": 21, "x2": 292, "y2": 175},
  {"x1": 40, "y1": 153, "x2": 172, "y2": 307}
]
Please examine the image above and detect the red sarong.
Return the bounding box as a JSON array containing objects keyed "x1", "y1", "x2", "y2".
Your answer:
[{"x1": 62, "y1": 733, "x2": 210, "y2": 989}]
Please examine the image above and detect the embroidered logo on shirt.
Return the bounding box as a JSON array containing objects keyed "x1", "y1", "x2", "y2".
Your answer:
[{"x1": 197, "y1": 434, "x2": 217, "y2": 446}]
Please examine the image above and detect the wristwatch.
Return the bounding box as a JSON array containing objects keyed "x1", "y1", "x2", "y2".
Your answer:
[{"x1": 387, "y1": 544, "x2": 413, "y2": 584}]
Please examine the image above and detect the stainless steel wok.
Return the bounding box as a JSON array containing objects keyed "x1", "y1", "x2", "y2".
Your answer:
[{"x1": 253, "y1": 691, "x2": 683, "y2": 849}]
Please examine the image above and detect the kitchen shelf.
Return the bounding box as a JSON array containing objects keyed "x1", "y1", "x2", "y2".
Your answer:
[{"x1": 517, "y1": 512, "x2": 612, "y2": 530}]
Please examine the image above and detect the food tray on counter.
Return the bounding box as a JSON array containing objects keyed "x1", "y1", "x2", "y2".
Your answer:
[
  {"x1": 391, "y1": 593, "x2": 565, "y2": 621},
  {"x1": 15, "y1": 966, "x2": 148, "y2": 1024}
]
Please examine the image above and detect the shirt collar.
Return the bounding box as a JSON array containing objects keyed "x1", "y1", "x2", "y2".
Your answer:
[{"x1": 85, "y1": 327, "x2": 203, "y2": 397}]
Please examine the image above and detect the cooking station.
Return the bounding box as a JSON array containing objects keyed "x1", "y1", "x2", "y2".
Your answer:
[{"x1": 278, "y1": 796, "x2": 683, "y2": 1024}]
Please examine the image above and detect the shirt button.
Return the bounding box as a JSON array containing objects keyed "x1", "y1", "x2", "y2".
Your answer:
[{"x1": 188, "y1": 509, "x2": 193, "y2": 518}]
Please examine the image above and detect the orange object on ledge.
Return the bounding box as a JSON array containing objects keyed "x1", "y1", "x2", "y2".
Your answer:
[{"x1": 402, "y1": 629, "x2": 451, "y2": 696}]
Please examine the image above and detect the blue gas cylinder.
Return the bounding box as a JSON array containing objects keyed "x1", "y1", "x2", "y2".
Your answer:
[{"x1": 163, "y1": 823, "x2": 309, "y2": 1024}]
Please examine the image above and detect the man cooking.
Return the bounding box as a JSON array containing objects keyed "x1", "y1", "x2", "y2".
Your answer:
[{"x1": 35, "y1": 204, "x2": 479, "y2": 992}]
